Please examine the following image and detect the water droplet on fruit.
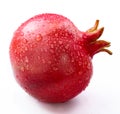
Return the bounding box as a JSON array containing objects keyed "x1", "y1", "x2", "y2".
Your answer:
[
  {"x1": 36, "y1": 37, "x2": 41, "y2": 41},
  {"x1": 14, "y1": 49, "x2": 17, "y2": 54},
  {"x1": 59, "y1": 40, "x2": 62, "y2": 45},
  {"x1": 23, "y1": 39, "x2": 28, "y2": 43},
  {"x1": 78, "y1": 71, "x2": 82, "y2": 75},
  {"x1": 44, "y1": 48, "x2": 48, "y2": 52},
  {"x1": 71, "y1": 59, "x2": 74, "y2": 63},
  {"x1": 78, "y1": 80, "x2": 82, "y2": 84},
  {"x1": 65, "y1": 32, "x2": 69, "y2": 37},
  {"x1": 21, "y1": 66, "x2": 25, "y2": 71},
  {"x1": 20, "y1": 32, "x2": 24, "y2": 36},
  {"x1": 81, "y1": 53, "x2": 84, "y2": 57},
  {"x1": 85, "y1": 76, "x2": 89, "y2": 81},
  {"x1": 65, "y1": 44, "x2": 69, "y2": 50},
  {"x1": 40, "y1": 48, "x2": 44, "y2": 52},
  {"x1": 37, "y1": 56, "x2": 40, "y2": 60},
  {"x1": 48, "y1": 61, "x2": 52, "y2": 64},
  {"x1": 78, "y1": 61, "x2": 81, "y2": 66},
  {"x1": 25, "y1": 56, "x2": 29, "y2": 63},
  {"x1": 53, "y1": 67, "x2": 58, "y2": 71},
  {"x1": 24, "y1": 47, "x2": 28, "y2": 51},
  {"x1": 55, "y1": 33, "x2": 58, "y2": 37},
  {"x1": 50, "y1": 44, "x2": 54, "y2": 49},
  {"x1": 77, "y1": 51, "x2": 80, "y2": 56},
  {"x1": 42, "y1": 59, "x2": 45, "y2": 64},
  {"x1": 87, "y1": 62, "x2": 91, "y2": 69},
  {"x1": 36, "y1": 34, "x2": 42, "y2": 41},
  {"x1": 50, "y1": 49, "x2": 54, "y2": 54},
  {"x1": 31, "y1": 43, "x2": 38, "y2": 48},
  {"x1": 53, "y1": 41, "x2": 56, "y2": 44},
  {"x1": 73, "y1": 45, "x2": 76, "y2": 50}
]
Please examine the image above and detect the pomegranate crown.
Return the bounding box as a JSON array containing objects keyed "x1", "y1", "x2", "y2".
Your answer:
[{"x1": 83, "y1": 20, "x2": 112, "y2": 57}]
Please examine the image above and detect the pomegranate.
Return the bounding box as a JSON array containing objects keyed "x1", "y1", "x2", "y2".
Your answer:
[{"x1": 9, "y1": 13, "x2": 112, "y2": 103}]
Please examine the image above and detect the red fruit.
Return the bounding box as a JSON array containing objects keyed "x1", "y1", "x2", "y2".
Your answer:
[{"x1": 9, "y1": 13, "x2": 112, "y2": 103}]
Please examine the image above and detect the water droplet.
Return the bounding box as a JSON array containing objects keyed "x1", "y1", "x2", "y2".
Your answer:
[
  {"x1": 37, "y1": 56, "x2": 40, "y2": 60},
  {"x1": 76, "y1": 55, "x2": 79, "y2": 59},
  {"x1": 77, "y1": 51, "x2": 80, "y2": 56},
  {"x1": 62, "y1": 48, "x2": 66, "y2": 52},
  {"x1": 59, "y1": 40, "x2": 62, "y2": 45},
  {"x1": 26, "y1": 65, "x2": 29, "y2": 70},
  {"x1": 36, "y1": 34, "x2": 42, "y2": 41},
  {"x1": 23, "y1": 39, "x2": 28, "y2": 43},
  {"x1": 85, "y1": 76, "x2": 89, "y2": 81},
  {"x1": 81, "y1": 53, "x2": 84, "y2": 57},
  {"x1": 32, "y1": 43, "x2": 38, "y2": 48},
  {"x1": 50, "y1": 49, "x2": 54, "y2": 54},
  {"x1": 50, "y1": 44, "x2": 54, "y2": 49},
  {"x1": 20, "y1": 32, "x2": 24, "y2": 36},
  {"x1": 78, "y1": 71, "x2": 82, "y2": 75},
  {"x1": 42, "y1": 59, "x2": 45, "y2": 64},
  {"x1": 73, "y1": 45, "x2": 76, "y2": 50},
  {"x1": 25, "y1": 56, "x2": 29, "y2": 63},
  {"x1": 65, "y1": 32, "x2": 68, "y2": 36},
  {"x1": 53, "y1": 41, "x2": 56, "y2": 44},
  {"x1": 19, "y1": 54, "x2": 22, "y2": 57},
  {"x1": 40, "y1": 48, "x2": 44, "y2": 52},
  {"x1": 87, "y1": 62, "x2": 91, "y2": 69},
  {"x1": 78, "y1": 80, "x2": 82, "y2": 84},
  {"x1": 14, "y1": 49, "x2": 17, "y2": 54},
  {"x1": 53, "y1": 67, "x2": 58, "y2": 71},
  {"x1": 78, "y1": 62, "x2": 81, "y2": 66},
  {"x1": 65, "y1": 44, "x2": 69, "y2": 50},
  {"x1": 55, "y1": 33, "x2": 58, "y2": 37},
  {"x1": 71, "y1": 59, "x2": 74, "y2": 63},
  {"x1": 24, "y1": 47, "x2": 28, "y2": 51},
  {"x1": 36, "y1": 37, "x2": 41, "y2": 41},
  {"x1": 48, "y1": 61, "x2": 52, "y2": 64},
  {"x1": 44, "y1": 48, "x2": 48, "y2": 52},
  {"x1": 21, "y1": 66, "x2": 25, "y2": 71}
]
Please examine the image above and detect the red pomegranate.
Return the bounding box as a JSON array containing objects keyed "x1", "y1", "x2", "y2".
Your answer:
[{"x1": 9, "y1": 13, "x2": 112, "y2": 103}]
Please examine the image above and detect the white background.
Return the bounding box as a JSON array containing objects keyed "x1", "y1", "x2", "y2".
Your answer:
[{"x1": 0, "y1": 0, "x2": 120, "y2": 114}]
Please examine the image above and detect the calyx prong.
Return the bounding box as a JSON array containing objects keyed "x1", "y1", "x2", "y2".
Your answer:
[
  {"x1": 89, "y1": 40, "x2": 112, "y2": 57},
  {"x1": 98, "y1": 48, "x2": 112, "y2": 55},
  {"x1": 84, "y1": 20, "x2": 112, "y2": 57},
  {"x1": 86, "y1": 20, "x2": 99, "y2": 33}
]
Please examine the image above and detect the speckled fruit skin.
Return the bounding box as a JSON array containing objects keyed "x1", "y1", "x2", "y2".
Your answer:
[{"x1": 9, "y1": 13, "x2": 112, "y2": 103}]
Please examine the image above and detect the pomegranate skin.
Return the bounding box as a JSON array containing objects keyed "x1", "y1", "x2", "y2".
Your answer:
[{"x1": 9, "y1": 13, "x2": 111, "y2": 103}]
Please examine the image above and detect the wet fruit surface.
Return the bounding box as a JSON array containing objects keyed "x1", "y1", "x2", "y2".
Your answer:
[{"x1": 9, "y1": 13, "x2": 112, "y2": 103}]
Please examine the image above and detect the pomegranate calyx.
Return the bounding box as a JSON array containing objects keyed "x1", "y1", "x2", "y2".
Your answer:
[
  {"x1": 88, "y1": 40, "x2": 112, "y2": 57},
  {"x1": 83, "y1": 20, "x2": 112, "y2": 57},
  {"x1": 86, "y1": 20, "x2": 104, "y2": 42}
]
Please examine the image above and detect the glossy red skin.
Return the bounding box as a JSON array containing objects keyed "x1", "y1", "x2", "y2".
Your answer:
[{"x1": 9, "y1": 14, "x2": 111, "y2": 103}]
